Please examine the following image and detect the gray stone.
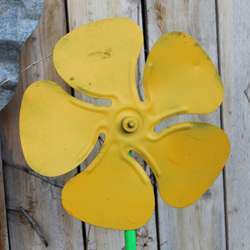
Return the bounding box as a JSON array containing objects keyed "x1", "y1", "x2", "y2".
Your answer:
[{"x1": 0, "y1": 0, "x2": 44, "y2": 110}]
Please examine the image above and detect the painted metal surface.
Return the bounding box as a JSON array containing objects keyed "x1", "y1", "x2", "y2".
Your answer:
[{"x1": 19, "y1": 18, "x2": 230, "y2": 230}]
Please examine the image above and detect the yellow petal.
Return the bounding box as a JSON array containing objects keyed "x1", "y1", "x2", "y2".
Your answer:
[
  {"x1": 143, "y1": 32, "x2": 224, "y2": 118},
  {"x1": 62, "y1": 143, "x2": 155, "y2": 230},
  {"x1": 20, "y1": 80, "x2": 108, "y2": 177},
  {"x1": 53, "y1": 18, "x2": 143, "y2": 102},
  {"x1": 136, "y1": 122, "x2": 230, "y2": 207}
]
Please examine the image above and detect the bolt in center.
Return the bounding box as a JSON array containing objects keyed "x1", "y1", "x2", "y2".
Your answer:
[
  {"x1": 128, "y1": 121, "x2": 135, "y2": 128},
  {"x1": 122, "y1": 116, "x2": 138, "y2": 133}
]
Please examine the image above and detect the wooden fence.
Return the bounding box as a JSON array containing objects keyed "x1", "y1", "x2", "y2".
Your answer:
[{"x1": 0, "y1": 0, "x2": 249, "y2": 249}]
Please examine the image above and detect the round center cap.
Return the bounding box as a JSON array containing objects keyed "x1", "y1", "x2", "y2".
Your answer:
[{"x1": 122, "y1": 116, "x2": 139, "y2": 133}]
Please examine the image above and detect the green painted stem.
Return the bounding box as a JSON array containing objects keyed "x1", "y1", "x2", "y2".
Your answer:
[
  {"x1": 124, "y1": 150, "x2": 136, "y2": 250},
  {"x1": 124, "y1": 230, "x2": 136, "y2": 250}
]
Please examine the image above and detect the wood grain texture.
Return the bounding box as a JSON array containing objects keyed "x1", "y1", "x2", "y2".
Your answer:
[
  {"x1": 146, "y1": 1, "x2": 226, "y2": 249},
  {"x1": 218, "y1": 0, "x2": 250, "y2": 249},
  {"x1": 66, "y1": 0, "x2": 157, "y2": 249},
  {"x1": 0, "y1": 0, "x2": 84, "y2": 249},
  {"x1": 0, "y1": 145, "x2": 9, "y2": 250}
]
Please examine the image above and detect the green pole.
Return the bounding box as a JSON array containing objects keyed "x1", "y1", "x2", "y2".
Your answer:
[
  {"x1": 124, "y1": 230, "x2": 136, "y2": 250},
  {"x1": 124, "y1": 151, "x2": 136, "y2": 250}
]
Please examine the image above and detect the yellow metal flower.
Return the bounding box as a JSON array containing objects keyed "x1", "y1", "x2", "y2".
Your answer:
[{"x1": 20, "y1": 18, "x2": 230, "y2": 230}]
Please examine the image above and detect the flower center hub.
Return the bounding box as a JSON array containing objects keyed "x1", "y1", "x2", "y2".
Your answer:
[{"x1": 122, "y1": 116, "x2": 138, "y2": 133}]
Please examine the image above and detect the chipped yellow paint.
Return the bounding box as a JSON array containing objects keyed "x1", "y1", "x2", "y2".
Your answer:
[{"x1": 19, "y1": 18, "x2": 230, "y2": 230}]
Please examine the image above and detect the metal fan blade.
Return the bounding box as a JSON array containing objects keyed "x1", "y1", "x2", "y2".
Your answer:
[
  {"x1": 20, "y1": 80, "x2": 108, "y2": 176},
  {"x1": 62, "y1": 142, "x2": 155, "y2": 230},
  {"x1": 53, "y1": 17, "x2": 143, "y2": 102},
  {"x1": 144, "y1": 32, "x2": 224, "y2": 117},
  {"x1": 136, "y1": 122, "x2": 230, "y2": 207}
]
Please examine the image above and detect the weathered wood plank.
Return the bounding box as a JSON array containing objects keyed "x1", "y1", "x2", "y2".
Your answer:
[
  {"x1": 218, "y1": 0, "x2": 250, "y2": 249},
  {"x1": 146, "y1": 1, "x2": 226, "y2": 249},
  {"x1": 66, "y1": 0, "x2": 157, "y2": 249},
  {"x1": 0, "y1": 145, "x2": 9, "y2": 250},
  {"x1": 0, "y1": 0, "x2": 84, "y2": 249}
]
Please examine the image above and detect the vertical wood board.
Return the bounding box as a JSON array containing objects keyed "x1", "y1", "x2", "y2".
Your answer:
[
  {"x1": 0, "y1": 0, "x2": 84, "y2": 249},
  {"x1": 146, "y1": 1, "x2": 226, "y2": 249},
  {"x1": 218, "y1": 0, "x2": 250, "y2": 249},
  {"x1": 0, "y1": 145, "x2": 9, "y2": 250}
]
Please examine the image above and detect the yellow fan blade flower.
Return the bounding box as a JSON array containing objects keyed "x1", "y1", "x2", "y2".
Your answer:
[{"x1": 20, "y1": 17, "x2": 230, "y2": 230}]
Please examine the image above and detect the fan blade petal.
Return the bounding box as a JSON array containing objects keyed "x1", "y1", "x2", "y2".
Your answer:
[
  {"x1": 137, "y1": 122, "x2": 230, "y2": 207},
  {"x1": 53, "y1": 18, "x2": 143, "y2": 102},
  {"x1": 62, "y1": 143, "x2": 155, "y2": 230},
  {"x1": 20, "y1": 80, "x2": 108, "y2": 177},
  {"x1": 144, "y1": 32, "x2": 224, "y2": 117}
]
